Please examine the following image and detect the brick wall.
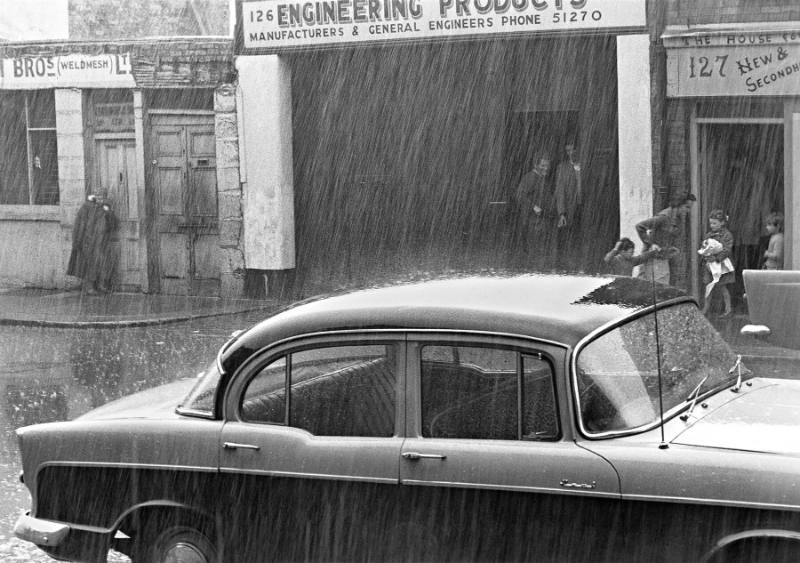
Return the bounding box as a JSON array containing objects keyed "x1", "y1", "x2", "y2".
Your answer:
[
  {"x1": 69, "y1": 0, "x2": 230, "y2": 39},
  {"x1": 665, "y1": 0, "x2": 800, "y2": 25}
]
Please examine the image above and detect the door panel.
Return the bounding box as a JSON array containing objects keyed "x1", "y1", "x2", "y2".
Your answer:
[
  {"x1": 96, "y1": 139, "x2": 140, "y2": 289},
  {"x1": 401, "y1": 339, "x2": 619, "y2": 496},
  {"x1": 150, "y1": 118, "x2": 219, "y2": 295}
]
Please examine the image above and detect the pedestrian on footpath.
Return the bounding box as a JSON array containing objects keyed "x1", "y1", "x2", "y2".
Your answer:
[{"x1": 67, "y1": 189, "x2": 117, "y2": 295}]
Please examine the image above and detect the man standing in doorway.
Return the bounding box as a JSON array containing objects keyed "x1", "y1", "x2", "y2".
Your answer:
[
  {"x1": 554, "y1": 141, "x2": 582, "y2": 271},
  {"x1": 514, "y1": 154, "x2": 552, "y2": 269}
]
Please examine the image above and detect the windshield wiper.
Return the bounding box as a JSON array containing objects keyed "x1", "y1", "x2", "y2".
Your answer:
[
  {"x1": 679, "y1": 375, "x2": 709, "y2": 422},
  {"x1": 729, "y1": 354, "x2": 752, "y2": 393}
]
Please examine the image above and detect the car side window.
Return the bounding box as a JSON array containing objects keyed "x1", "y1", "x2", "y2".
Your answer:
[
  {"x1": 421, "y1": 345, "x2": 558, "y2": 441},
  {"x1": 241, "y1": 344, "x2": 397, "y2": 437}
]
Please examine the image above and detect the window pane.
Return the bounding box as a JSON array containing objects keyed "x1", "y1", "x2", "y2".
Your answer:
[
  {"x1": 421, "y1": 345, "x2": 518, "y2": 440},
  {"x1": 30, "y1": 131, "x2": 59, "y2": 205},
  {"x1": 27, "y1": 90, "x2": 56, "y2": 128},
  {"x1": 240, "y1": 357, "x2": 287, "y2": 424},
  {"x1": 521, "y1": 355, "x2": 558, "y2": 440},
  {"x1": 0, "y1": 93, "x2": 29, "y2": 204},
  {"x1": 289, "y1": 345, "x2": 396, "y2": 437}
]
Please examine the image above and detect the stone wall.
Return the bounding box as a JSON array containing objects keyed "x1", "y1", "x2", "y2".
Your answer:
[
  {"x1": 69, "y1": 0, "x2": 230, "y2": 39},
  {"x1": 214, "y1": 84, "x2": 245, "y2": 297}
]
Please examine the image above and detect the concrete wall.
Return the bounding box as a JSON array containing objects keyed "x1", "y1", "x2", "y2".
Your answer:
[{"x1": 0, "y1": 214, "x2": 63, "y2": 288}]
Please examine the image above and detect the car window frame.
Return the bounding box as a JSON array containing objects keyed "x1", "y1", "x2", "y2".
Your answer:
[
  {"x1": 570, "y1": 297, "x2": 711, "y2": 440},
  {"x1": 405, "y1": 331, "x2": 569, "y2": 442},
  {"x1": 222, "y1": 330, "x2": 408, "y2": 439}
]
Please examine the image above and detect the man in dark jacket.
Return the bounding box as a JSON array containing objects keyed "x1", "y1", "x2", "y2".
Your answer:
[
  {"x1": 554, "y1": 141, "x2": 582, "y2": 270},
  {"x1": 67, "y1": 190, "x2": 117, "y2": 294}
]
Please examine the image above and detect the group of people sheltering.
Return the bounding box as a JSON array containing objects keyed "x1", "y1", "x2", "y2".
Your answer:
[
  {"x1": 514, "y1": 141, "x2": 583, "y2": 270},
  {"x1": 604, "y1": 194, "x2": 784, "y2": 317},
  {"x1": 67, "y1": 190, "x2": 117, "y2": 295}
]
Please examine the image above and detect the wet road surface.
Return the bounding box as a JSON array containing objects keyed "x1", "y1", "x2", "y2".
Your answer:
[{"x1": 0, "y1": 311, "x2": 268, "y2": 562}]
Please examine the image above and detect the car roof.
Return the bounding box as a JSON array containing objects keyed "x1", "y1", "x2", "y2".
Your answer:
[{"x1": 221, "y1": 273, "x2": 690, "y2": 372}]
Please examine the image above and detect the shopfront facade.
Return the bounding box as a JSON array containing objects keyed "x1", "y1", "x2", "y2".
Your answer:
[
  {"x1": 657, "y1": 1, "x2": 800, "y2": 303},
  {"x1": 234, "y1": 0, "x2": 655, "y2": 295},
  {"x1": 0, "y1": 38, "x2": 244, "y2": 296}
]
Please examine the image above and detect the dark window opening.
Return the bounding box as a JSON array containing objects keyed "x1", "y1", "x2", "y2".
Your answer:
[
  {"x1": 0, "y1": 90, "x2": 59, "y2": 205},
  {"x1": 146, "y1": 89, "x2": 214, "y2": 111}
]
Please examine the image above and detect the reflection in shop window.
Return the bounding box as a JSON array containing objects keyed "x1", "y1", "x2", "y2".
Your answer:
[{"x1": 0, "y1": 91, "x2": 59, "y2": 205}]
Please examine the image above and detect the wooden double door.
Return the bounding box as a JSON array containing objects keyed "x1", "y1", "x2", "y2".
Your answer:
[{"x1": 149, "y1": 115, "x2": 220, "y2": 296}]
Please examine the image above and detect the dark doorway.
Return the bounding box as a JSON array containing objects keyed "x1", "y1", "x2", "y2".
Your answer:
[
  {"x1": 501, "y1": 110, "x2": 578, "y2": 269},
  {"x1": 698, "y1": 122, "x2": 784, "y2": 312}
]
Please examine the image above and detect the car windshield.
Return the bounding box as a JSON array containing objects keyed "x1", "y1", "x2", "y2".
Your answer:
[
  {"x1": 576, "y1": 302, "x2": 738, "y2": 435},
  {"x1": 178, "y1": 360, "x2": 222, "y2": 417}
]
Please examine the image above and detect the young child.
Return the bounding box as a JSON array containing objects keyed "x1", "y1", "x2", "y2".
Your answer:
[
  {"x1": 699, "y1": 209, "x2": 734, "y2": 316},
  {"x1": 763, "y1": 211, "x2": 784, "y2": 270},
  {"x1": 603, "y1": 237, "x2": 658, "y2": 277}
]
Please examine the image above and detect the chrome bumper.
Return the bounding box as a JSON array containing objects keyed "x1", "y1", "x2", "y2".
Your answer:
[{"x1": 14, "y1": 513, "x2": 69, "y2": 547}]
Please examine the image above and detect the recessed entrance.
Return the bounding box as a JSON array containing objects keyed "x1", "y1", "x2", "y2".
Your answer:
[{"x1": 697, "y1": 121, "x2": 784, "y2": 311}]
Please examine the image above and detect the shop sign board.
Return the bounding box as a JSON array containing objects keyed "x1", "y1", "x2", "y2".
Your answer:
[
  {"x1": 241, "y1": 0, "x2": 646, "y2": 51},
  {"x1": 665, "y1": 28, "x2": 800, "y2": 97},
  {"x1": 0, "y1": 53, "x2": 134, "y2": 89}
]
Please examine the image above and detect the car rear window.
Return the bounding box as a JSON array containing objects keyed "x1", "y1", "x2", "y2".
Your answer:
[{"x1": 240, "y1": 344, "x2": 397, "y2": 437}]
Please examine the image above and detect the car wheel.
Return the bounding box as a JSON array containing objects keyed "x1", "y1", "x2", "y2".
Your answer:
[{"x1": 133, "y1": 524, "x2": 217, "y2": 563}]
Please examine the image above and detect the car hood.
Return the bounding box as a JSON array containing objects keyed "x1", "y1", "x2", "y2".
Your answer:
[
  {"x1": 672, "y1": 378, "x2": 800, "y2": 455},
  {"x1": 76, "y1": 378, "x2": 199, "y2": 421}
]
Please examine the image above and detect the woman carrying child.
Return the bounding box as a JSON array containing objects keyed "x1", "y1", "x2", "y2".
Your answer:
[{"x1": 699, "y1": 209, "x2": 734, "y2": 317}]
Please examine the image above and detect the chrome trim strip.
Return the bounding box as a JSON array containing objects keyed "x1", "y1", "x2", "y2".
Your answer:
[
  {"x1": 400, "y1": 479, "x2": 620, "y2": 498},
  {"x1": 623, "y1": 493, "x2": 800, "y2": 512},
  {"x1": 38, "y1": 461, "x2": 218, "y2": 473},
  {"x1": 218, "y1": 467, "x2": 397, "y2": 484}
]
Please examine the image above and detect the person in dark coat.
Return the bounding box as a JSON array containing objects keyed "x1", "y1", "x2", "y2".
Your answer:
[
  {"x1": 554, "y1": 141, "x2": 582, "y2": 271},
  {"x1": 514, "y1": 154, "x2": 552, "y2": 268},
  {"x1": 67, "y1": 191, "x2": 117, "y2": 294}
]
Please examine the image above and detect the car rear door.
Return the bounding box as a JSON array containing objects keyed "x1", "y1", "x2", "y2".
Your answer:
[
  {"x1": 218, "y1": 333, "x2": 406, "y2": 559},
  {"x1": 399, "y1": 334, "x2": 621, "y2": 560}
]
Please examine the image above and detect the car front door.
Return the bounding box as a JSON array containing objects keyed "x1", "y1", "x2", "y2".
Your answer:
[
  {"x1": 399, "y1": 334, "x2": 621, "y2": 561},
  {"x1": 219, "y1": 334, "x2": 405, "y2": 561}
]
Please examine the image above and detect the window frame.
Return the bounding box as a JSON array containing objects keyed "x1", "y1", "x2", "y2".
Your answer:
[
  {"x1": 226, "y1": 330, "x2": 407, "y2": 439},
  {"x1": 0, "y1": 90, "x2": 59, "y2": 206},
  {"x1": 407, "y1": 332, "x2": 565, "y2": 443}
]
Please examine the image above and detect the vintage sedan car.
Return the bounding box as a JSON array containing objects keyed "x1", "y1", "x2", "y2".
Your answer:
[{"x1": 14, "y1": 274, "x2": 800, "y2": 562}]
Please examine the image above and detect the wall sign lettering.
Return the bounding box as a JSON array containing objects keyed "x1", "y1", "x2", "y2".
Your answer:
[
  {"x1": 241, "y1": 0, "x2": 646, "y2": 50},
  {"x1": 665, "y1": 27, "x2": 800, "y2": 97},
  {"x1": 0, "y1": 53, "x2": 135, "y2": 89}
]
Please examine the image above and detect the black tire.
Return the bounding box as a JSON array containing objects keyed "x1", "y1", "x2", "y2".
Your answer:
[{"x1": 132, "y1": 523, "x2": 217, "y2": 563}]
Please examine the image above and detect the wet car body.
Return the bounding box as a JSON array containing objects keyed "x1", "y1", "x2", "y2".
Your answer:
[{"x1": 14, "y1": 274, "x2": 800, "y2": 562}]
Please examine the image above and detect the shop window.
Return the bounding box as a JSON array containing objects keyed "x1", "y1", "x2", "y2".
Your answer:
[{"x1": 0, "y1": 91, "x2": 59, "y2": 205}]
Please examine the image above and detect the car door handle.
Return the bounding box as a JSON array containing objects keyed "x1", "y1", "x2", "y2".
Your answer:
[
  {"x1": 223, "y1": 442, "x2": 261, "y2": 451},
  {"x1": 402, "y1": 452, "x2": 447, "y2": 461}
]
